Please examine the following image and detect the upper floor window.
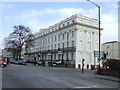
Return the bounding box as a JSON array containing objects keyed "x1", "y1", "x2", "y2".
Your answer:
[
  {"x1": 72, "y1": 41, "x2": 74, "y2": 47},
  {"x1": 72, "y1": 20, "x2": 75, "y2": 23},
  {"x1": 48, "y1": 38, "x2": 50, "y2": 43},
  {"x1": 62, "y1": 43, "x2": 64, "y2": 48},
  {"x1": 67, "y1": 22, "x2": 69, "y2": 25},
  {"x1": 72, "y1": 31, "x2": 74, "y2": 37},
  {"x1": 67, "y1": 42, "x2": 69, "y2": 47},
  {"x1": 63, "y1": 34, "x2": 65, "y2": 40},
  {"x1": 54, "y1": 44, "x2": 56, "y2": 49},
  {"x1": 59, "y1": 26, "x2": 60, "y2": 29},
  {"x1": 58, "y1": 44, "x2": 60, "y2": 49},
  {"x1": 67, "y1": 33, "x2": 69, "y2": 39},
  {"x1": 107, "y1": 46, "x2": 109, "y2": 49},
  {"x1": 51, "y1": 45, "x2": 53, "y2": 50},
  {"x1": 52, "y1": 37, "x2": 53, "y2": 42},
  {"x1": 58, "y1": 35, "x2": 60, "y2": 41},
  {"x1": 55, "y1": 36, "x2": 57, "y2": 42},
  {"x1": 45, "y1": 46, "x2": 47, "y2": 50},
  {"x1": 48, "y1": 46, "x2": 49, "y2": 50}
]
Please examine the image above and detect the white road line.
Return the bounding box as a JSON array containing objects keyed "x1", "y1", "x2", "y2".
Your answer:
[{"x1": 74, "y1": 86, "x2": 99, "y2": 88}]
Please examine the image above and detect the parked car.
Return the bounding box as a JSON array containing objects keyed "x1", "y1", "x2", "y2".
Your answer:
[
  {"x1": 34, "y1": 61, "x2": 43, "y2": 65},
  {"x1": 53, "y1": 61, "x2": 62, "y2": 65},
  {"x1": 91, "y1": 65, "x2": 102, "y2": 70},
  {"x1": 8, "y1": 59, "x2": 15, "y2": 64},
  {"x1": 0, "y1": 61, "x2": 7, "y2": 67},
  {"x1": 18, "y1": 60, "x2": 26, "y2": 65}
]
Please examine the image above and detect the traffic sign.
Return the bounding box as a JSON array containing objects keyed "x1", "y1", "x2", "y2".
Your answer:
[{"x1": 94, "y1": 51, "x2": 104, "y2": 57}]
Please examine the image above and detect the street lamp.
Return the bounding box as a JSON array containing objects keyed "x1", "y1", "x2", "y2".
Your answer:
[{"x1": 86, "y1": 0, "x2": 101, "y2": 74}]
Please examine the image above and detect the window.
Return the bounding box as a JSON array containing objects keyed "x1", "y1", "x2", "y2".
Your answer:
[
  {"x1": 72, "y1": 20, "x2": 75, "y2": 23},
  {"x1": 63, "y1": 34, "x2": 65, "y2": 40},
  {"x1": 67, "y1": 42, "x2": 69, "y2": 47},
  {"x1": 48, "y1": 38, "x2": 50, "y2": 43},
  {"x1": 55, "y1": 36, "x2": 57, "y2": 42},
  {"x1": 40, "y1": 47, "x2": 41, "y2": 51},
  {"x1": 45, "y1": 46, "x2": 46, "y2": 50},
  {"x1": 63, "y1": 24, "x2": 65, "y2": 27},
  {"x1": 52, "y1": 37, "x2": 53, "y2": 42},
  {"x1": 55, "y1": 54, "x2": 56, "y2": 60},
  {"x1": 43, "y1": 40, "x2": 44, "y2": 44},
  {"x1": 66, "y1": 53, "x2": 68, "y2": 60},
  {"x1": 59, "y1": 26, "x2": 60, "y2": 29},
  {"x1": 72, "y1": 41, "x2": 74, "y2": 47},
  {"x1": 58, "y1": 35, "x2": 60, "y2": 41},
  {"x1": 67, "y1": 33, "x2": 69, "y2": 39},
  {"x1": 58, "y1": 44, "x2": 60, "y2": 49},
  {"x1": 71, "y1": 53, "x2": 74, "y2": 60},
  {"x1": 58, "y1": 54, "x2": 60, "y2": 60},
  {"x1": 51, "y1": 45, "x2": 53, "y2": 50},
  {"x1": 62, "y1": 43, "x2": 64, "y2": 48},
  {"x1": 48, "y1": 46, "x2": 49, "y2": 50},
  {"x1": 54, "y1": 44, "x2": 56, "y2": 49},
  {"x1": 67, "y1": 22, "x2": 69, "y2": 25},
  {"x1": 72, "y1": 31, "x2": 74, "y2": 37}
]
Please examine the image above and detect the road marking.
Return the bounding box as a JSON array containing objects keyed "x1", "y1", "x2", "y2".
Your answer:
[{"x1": 74, "y1": 86, "x2": 99, "y2": 88}]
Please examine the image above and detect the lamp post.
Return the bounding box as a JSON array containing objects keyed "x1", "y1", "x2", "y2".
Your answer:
[{"x1": 86, "y1": 0, "x2": 101, "y2": 74}]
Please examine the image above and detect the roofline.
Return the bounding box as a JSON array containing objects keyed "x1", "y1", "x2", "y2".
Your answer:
[{"x1": 102, "y1": 41, "x2": 120, "y2": 44}]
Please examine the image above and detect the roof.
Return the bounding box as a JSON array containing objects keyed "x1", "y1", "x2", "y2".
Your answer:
[{"x1": 102, "y1": 41, "x2": 120, "y2": 44}]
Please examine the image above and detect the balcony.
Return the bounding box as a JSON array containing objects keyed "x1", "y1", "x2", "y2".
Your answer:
[
  {"x1": 62, "y1": 47, "x2": 76, "y2": 52},
  {"x1": 32, "y1": 46, "x2": 76, "y2": 55}
]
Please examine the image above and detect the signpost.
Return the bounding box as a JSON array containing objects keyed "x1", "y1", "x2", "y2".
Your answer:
[
  {"x1": 94, "y1": 51, "x2": 104, "y2": 74},
  {"x1": 94, "y1": 51, "x2": 104, "y2": 57}
]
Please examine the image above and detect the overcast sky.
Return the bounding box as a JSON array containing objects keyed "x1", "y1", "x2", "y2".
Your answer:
[{"x1": 0, "y1": 0, "x2": 119, "y2": 49}]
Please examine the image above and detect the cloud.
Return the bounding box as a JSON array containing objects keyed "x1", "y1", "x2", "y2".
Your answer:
[
  {"x1": 0, "y1": 3, "x2": 13, "y2": 8},
  {"x1": 13, "y1": 8, "x2": 97, "y2": 31},
  {"x1": 101, "y1": 12, "x2": 118, "y2": 43},
  {"x1": 3, "y1": 6, "x2": 118, "y2": 44},
  {"x1": 111, "y1": 3, "x2": 119, "y2": 8}
]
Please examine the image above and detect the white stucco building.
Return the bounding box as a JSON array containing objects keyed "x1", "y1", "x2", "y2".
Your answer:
[
  {"x1": 26, "y1": 14, "x2": 103, "y2": 69},
  {"x1": 2, "y1": 49, "x2": 14, "y2": 59},
  {"x1": 102, "y1": 41, "x2": 120, "y2": 60},
  {"x1": 0, "y1": 49, "x2": 2, "y2": 61}
]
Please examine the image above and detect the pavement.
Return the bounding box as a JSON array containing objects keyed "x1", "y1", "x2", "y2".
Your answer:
[
  {"x1": 60, "y1": 67, "x2": 120, "y2": 83},
  {"x1": 24, "y1": 63, "x2": 120, "y2": 83}
]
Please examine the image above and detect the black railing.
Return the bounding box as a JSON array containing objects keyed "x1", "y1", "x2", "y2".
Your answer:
[{"x1": 27, "y1": 46, "x2": 76, "y2": 55}]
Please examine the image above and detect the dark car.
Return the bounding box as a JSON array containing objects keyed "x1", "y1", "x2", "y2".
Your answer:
[
  {"x1": 18, "y1": 60, "x2": 26, "y2": 65},
  {"x1": 34, "y1": 61, "x2": 42, "y2": 65},
  {"x1": 0, "y1": 61, "x2": 7, "y2": 67}
]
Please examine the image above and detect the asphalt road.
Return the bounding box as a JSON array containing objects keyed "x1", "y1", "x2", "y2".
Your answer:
[{"x1": 2, "y1": 64, "x2": 119, "y2": 88}]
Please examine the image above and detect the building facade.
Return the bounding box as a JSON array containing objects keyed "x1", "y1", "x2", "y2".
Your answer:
[
  {"x1": 102, "y1": 41, "x2": 120, "y2": 60},
  {"x1": 2, "y1": 48, "x2": 14, "y2": 61},
  {"x1": 26, "y1": 14, "x2": 102, "y2": 69},
  {"x1": 0, "y1": 49, "x2": 2, "y2": 61}
]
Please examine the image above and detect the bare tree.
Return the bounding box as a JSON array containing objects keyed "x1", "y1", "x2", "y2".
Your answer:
[{"x1": 4, "y1": 25, "x2": 34, "y2": 59}]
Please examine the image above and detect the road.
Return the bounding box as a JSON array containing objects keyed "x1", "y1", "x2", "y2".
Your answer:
[{"x1": 2, "y1": 64, "x2": 119, "y2": 88}]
